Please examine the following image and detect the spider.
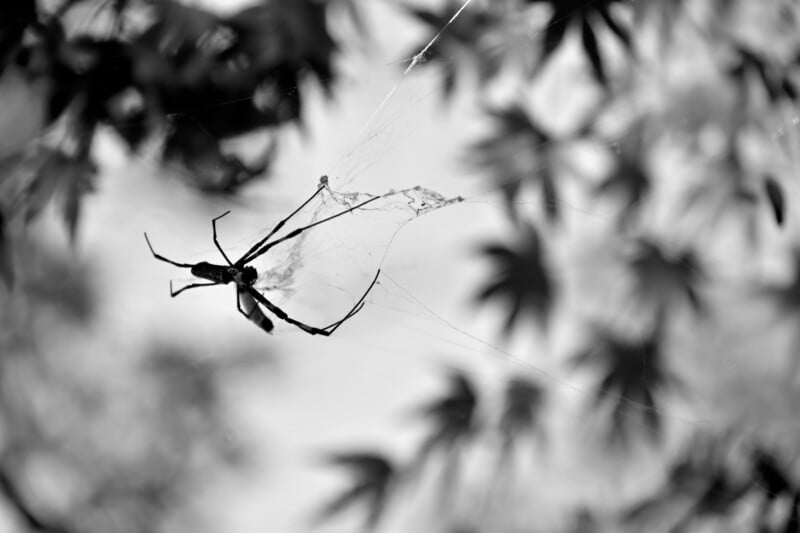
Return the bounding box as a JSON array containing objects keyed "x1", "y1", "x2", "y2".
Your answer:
[{"x1": 144, "y1": 183, "x2": 381, "y2": 335}]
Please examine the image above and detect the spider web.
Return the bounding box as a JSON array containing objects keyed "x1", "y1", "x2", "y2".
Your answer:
[
  {"x1": 122, "y1": 0, "x2": 739, "y2": 437},
  {"x1": 120, "y1": 1, "x2": 800, "y2": 530}
]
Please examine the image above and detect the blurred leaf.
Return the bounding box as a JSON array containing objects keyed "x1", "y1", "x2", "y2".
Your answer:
[
  {"x1": 0, "y1": 461, "x2": 73, "y2": 533},
  {"x1": 728, "y1": 43, "x2": 798, "y2": 104},
  {"x1": 499, "y1": 376, "x2": 545, "y2": 455},
  {"x1": 318, "y1": 452, "x2": 395, "y2": 529},
  {"x1": 476, "y1": 224, "x2": 554, "y2": 333},
  {"x1": 0, "y1": 210, "x2": 12, "y2": 288},
  {"x1": 471, "y1": 104, "x2": 562, "y2": 220},
  {"x1": 529, "y1": 0, "x2": 633, "y2": 82},
  {"x1": 60, "y1": 156, "x2": 96, "y2": 243},
  {"x1": 595, "y1": 147, "x2": 650, "y2": 223},
  {"x1": 750, "y1": 448, "x2": 795, "y2": 503},
  {"x1": 572, "y1": 324, "x2": 678, "y2": 443},
  {"x1": 782, "y1": 492, "x2": 800, "y2": 533},
  {"x1": 163, "y1": 115, "x2": 270, "y2": 193},
  {"x1": 0, "y1": 0, "x2": 37, "y2": 71},
  {"x1": 540, "y1": 14, "x2": 569, "y2": 66},
  {"x1": 414, "y1": 370, "x2": 478, "y2": 466},
  {"x1": 764, "y1": 174, "x2": 786, "y2": 226},
  {"x1": 624, "y1": 433, "x2": 750, "y2": 528},
  {"x1": 628, "y1": 239, "x2": 705, "y2": 314},
  {"x1": 403, "y1": 2, "x2": 533, "y2": 95},
  {"x1": 580, "y1": 17, "x2": 606, "y2": 86},
  {"x1": 55, "y1": 37, "x2": 135, "y2": 126}
]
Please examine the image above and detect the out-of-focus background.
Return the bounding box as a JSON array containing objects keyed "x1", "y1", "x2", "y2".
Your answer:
[{"x1": 2, "y1": 1, "x2": 800, "y2": 532}]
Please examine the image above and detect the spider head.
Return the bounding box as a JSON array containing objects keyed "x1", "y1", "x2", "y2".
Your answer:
[{"x1": 240, "y1": 266, "x2": 258, "y2": 285}]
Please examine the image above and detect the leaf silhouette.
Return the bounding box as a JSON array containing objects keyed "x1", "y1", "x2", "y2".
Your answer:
[
  {"x1": 529, "y1": 0, "x2": 633, "y2": 84},
  {"x1": 471, "y1": 104, "x2": 562, "y2": 220},
  {"x1": 318, "y1": 452, "x2": 395, "y2": 530},
  {"x1": 498, "y1": 376, "x2": 546, "y2": 455},
  {"x1": 781, "y1": 492, "x2": 800, "y2": 533},
  {"x1": 764, "y1": 174, "x2": 786, "y2": 226},
  {"x1": 475, "y1": 224, "x2": 554, "y2": 334},
  {"x1": 0, "y1": 0, "x2": 37, "y2": 70},
  {"x1": 22, "y1": 147, "x2": 97, "y2": 242},
  {"x1": 580, "y1": 17, "x2": 606, "y2": 86},
  {"x1": 402, "y1": 3, "x2": 502, "y2": 95},
  {"x1": 595, "y1": 124, "x2": 651, "y2": 223},
  {"x1": 412, "y1": 370, "x2": 478, "y2": 471},
  {"x1": 727, "y1": 43, "x2": 798, "y2": 104},
  {"x1": 572, "y1": 323, "x2": 678, "y2": 443},
  {"x1": 750, "y1": 448, "x2": 795, "y2": 503},
  {"x1": 628, "y1": 239, "x2": 704, "y2": 314},
  {"x1": 403, "y1": 2, "x2": 544, "y2": 94},
  {"x1": 0, "y1": 210, "x2": 12, "y2": 288},
  {"x1": 624, "y1": 433, "x2": 750, "y2": 529}
]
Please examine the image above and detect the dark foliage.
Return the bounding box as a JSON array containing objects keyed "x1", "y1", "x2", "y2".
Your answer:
[
  {"x1": 475, "y1": 224, "x2": 554, "y2": 334},
  {"x1": 0, "y1": 0, "x2": 349, "y2": 258},
  {"x1": 628, "y1": 238, "x2": 704, "y2": 314},
  {"x1": 527, "y1": 0, "x2": 633, "y2": 87},
  {"x1": 406, "y1": 0, "x2": 635, "y2": 90},
  {"x1": 413, "y1": 370, "x2": 479, "y2": 464},
  {"x1": 403, "y1": 2, "x2": 515, "y2": 96},
  {"x1": 625, "y1": 438, "x2": 800, "y2": 533},
  {"x1": 727, "y1": 43, "x2": 799, "y2": 105},
  {"x1": 470, "y1": 104, "x2": 561, "y2": 220},
  {"x1": 594, "y1": 121, "x2": 652, "y2": 224},
  {"x1": 764, "y1": 174, "x2": 786, "y2": 226},
  {"x1": 0, "y1": 210, "x2": 12, "y2": 288},
  {"x1": 317, "y1": 452, "x2": 395, "y2": 530},
  {"x1": 498, "y1": 376, "x2": 546, "y2": 455},
  {"x1": 0, "y1": 0, "x2": 38, "y2": 72},
  {"x1": 572, "y1": 323, "x2": 679, "y2": 443}
]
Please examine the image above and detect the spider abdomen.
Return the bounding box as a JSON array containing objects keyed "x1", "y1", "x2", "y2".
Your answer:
[{"x1": 191, "y1": 262, "x2": 234, "y2": 284}]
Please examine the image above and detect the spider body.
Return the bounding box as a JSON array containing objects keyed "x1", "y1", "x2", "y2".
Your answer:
[
  {"x1": 145, "y1": 183, "x2": 381, "y2": 335},
  {"x1": 190, "y1": 262, "x2": 258, "y2": 286}
]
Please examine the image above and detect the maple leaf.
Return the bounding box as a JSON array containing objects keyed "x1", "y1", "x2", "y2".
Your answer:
[
  {"x1": 318, "y1": 452, "x2": 395, "y2": 529},
  {"x1": 0, "y1": 210, "x2": 12, "y2": 288},
  {"x1": 528, "y1": 0, "x2": 634, "y2": 86},
  {"x1": 0, "y1": 0, "x2": 37, "y2": 71},
  {"x1": 764, "y1": 174, "x2": 786, "y2": 226},
  {"x1": 572, "y1": 323, "x2": 679, "y2": 443},
  {"x1": 628, "y1": 239, "x2": 705, "y2": 314},
  {"x1": 471, "y1": 104, "x2": 562, "y2": 220},
  {"x1": 727, "y1": 43, "x2": 798, "y2": 105},
  {"x1": 411, "y1": 370, "x2": 478, "y2": 471},
  {"x1": 403, "y1": 2, "x2": 534, "y2": 95},
  {"x1": 498, "y1": 376, "x2": 546, "y2": 456},
  {"x1": 594, "y1": 121, "x2": 652, "y2": 223},
  {"x1": 475, "y1": 224, "x2": 554, "y2": 334}
]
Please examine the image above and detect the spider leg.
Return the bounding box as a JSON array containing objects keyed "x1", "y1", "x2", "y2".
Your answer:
[
  {"x1": 144, "y1": 233, "x2": 194, "y2": 268},
  {"x1": 236, "y1": 185, "x2": 326, "y2": 266},
  {"x1": 170, "y1": 280, "x2": 220, "y2": 297},
  {"x1": 319, "y1": 269, "x2": 380, "y2": 334},
  {"x1": 244, "y1": 287, "x2": 335, "y2": 336},
  {"x1": 211, "y1": 211, "x2": 233, "y2": 266},
  {"x1": 241, "y1": 195, "x2": 382, "y2": 265},
  {"x1": 243, "y1": 270, "x2": 380, "y2": 336}
]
